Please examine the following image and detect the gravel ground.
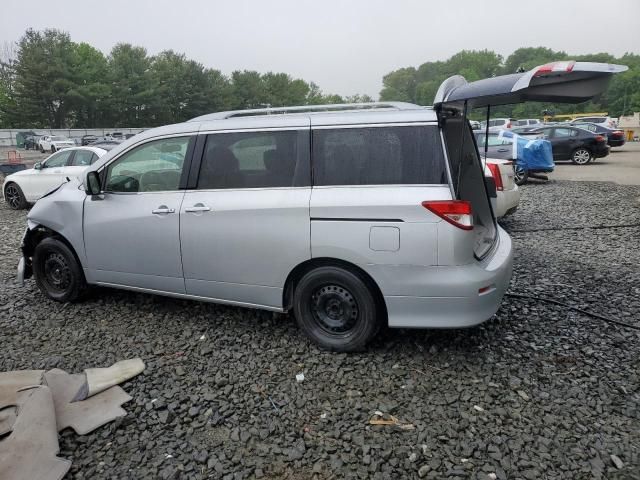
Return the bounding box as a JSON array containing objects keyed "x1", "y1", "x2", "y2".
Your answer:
[{"x1": 1, "y1": 180, "x2": 639, "y2": 480}]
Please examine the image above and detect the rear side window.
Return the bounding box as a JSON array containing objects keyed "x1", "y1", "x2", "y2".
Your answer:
[
  {"x1": 554, "y1": 128, "x2": 578, "y2": 138},
  {"x1": 312, "y1": 125, "x2": 446, "y2": 186},
  {"x1": 198, "y1": 130, "x2": 309, "y2": 189},
  {"x1": 71, "y1": 150, "x2": 96, "y2": 166}
]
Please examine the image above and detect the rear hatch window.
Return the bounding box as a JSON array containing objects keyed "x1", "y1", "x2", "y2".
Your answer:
[{"x1": 442, "y1": 115, "x2": 497, "y2": 258}]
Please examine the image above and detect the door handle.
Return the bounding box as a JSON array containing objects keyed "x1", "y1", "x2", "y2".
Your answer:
[
  {"x1": 497, "y1": 148, "x2": 509, "y2": 153},
  {"x1": 152, "y1": 206, "x2": 175, "y2": 214},
  {"x1": 185, "y1": 203, "x2": 211, "y2": 213}
]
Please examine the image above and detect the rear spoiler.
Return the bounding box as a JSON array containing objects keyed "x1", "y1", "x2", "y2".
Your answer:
[{"x1": 434, "y1": 61, "x2": 628, "y2": 109}]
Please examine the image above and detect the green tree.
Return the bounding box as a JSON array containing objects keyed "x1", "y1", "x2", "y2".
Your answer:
[
  {"x1": 379, "y1": 67, "x2": 417, "y2": 102},
  {"x1": 9, "y1": 29, "x2": 77, "y2": 127},
  {"x1": 501, "y1": 47, "x2": 566, "y2": 74},
  {"x1": 107, "y1": 43, "x2": 154, "y2": 127},
  {"x1": 147, "y1": 50, "x2": 212, "y2": 124},
  {"x1": 66, "y1": 42, "x2": 110, "y2": 127}
]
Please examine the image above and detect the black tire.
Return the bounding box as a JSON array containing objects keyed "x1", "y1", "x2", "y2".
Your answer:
[
  {"x1": 570, "y1": 147, "x2": 592, "y2": 165},
  {"x1": 51, "y1": 146, "x2": 56, "y2": 153},
  {"x1": 293, "y1": 266, "x2": 381, "y2": 351},
  {"x1": 40, "y1": 145, "x2": 44, "y2": 153},
  {"x1": 33, "y1": 237, "x2": 86, "y2": 302},
  {"x1": 513, "y1": 164, "x2": 528, "y2": 186},
  {"x1": 4, "y1": 182, "x2": 27, "y2": 210}
]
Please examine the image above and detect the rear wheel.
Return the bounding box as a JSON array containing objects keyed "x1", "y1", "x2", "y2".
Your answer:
[
  {"x1": 513, "y1": 164, "x2": 528, "y2": 185},
  {"x1": 293, "y1": 266, "x2": 381, "y2": 351},
  {"x1": 571, "y1": 148, "x2": 592, "y2": 165},
  {"x1": 40, "y1": 145, "x2": 45, "y2": 153},
  {"x1": 33, "y1": 237, "x2": 86, "y2": 302},
  {"x1": 4, "y1": 182, "x2": 27, "y2": 210},
  {"x1": 51, "y1": 146, "x2": 56, "y2": 153}
]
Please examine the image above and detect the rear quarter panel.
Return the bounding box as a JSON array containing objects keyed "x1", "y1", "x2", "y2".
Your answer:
[{"x1": 310, "y1": 185, "x2": 454, "y2": 267}]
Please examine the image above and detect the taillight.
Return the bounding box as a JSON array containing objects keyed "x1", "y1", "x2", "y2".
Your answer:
[
  {"x1": 486, "y1": 163, "x2": 503, "y2": 191},
  {"x1": 613, "y1": 131, "x2": 623, "y2": 137},
  {"x1": 506, "y1": 122, "x2": 511, "y2": 129},
  {"x1": 422, "y1": 201, "x2": 473, "y2": 231},
  {"x1": 595, "y1": 135, "x2": 606, "y2": 142},
  {"x1": 534, "y1": 60, "x2": 576, "y2": 76}
]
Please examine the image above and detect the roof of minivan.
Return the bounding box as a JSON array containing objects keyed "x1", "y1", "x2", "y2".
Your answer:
[
  {"x1": 189, "y1": 102, "x2": 438, "y2": 128},
  {"x1": 89, "y1": 103, "x2": 437, "y2": 171}
]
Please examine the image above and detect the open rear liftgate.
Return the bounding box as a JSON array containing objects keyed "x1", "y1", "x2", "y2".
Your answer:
[{"x1": 433, "y1": 60, "x2": 628, "y2": 171}]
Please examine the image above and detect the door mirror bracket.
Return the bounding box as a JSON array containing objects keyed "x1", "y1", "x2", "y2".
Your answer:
[
  {"x1": 85, "y1": 171, "x2": 102, "y2": 196},
  {"x1": 34, "y1": 162, "x2": 42, "y2": 170}
]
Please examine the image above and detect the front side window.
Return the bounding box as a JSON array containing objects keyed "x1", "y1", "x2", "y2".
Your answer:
[
  {"x1": 71, "y1": 150, "x2": 96, "y2": 166},
  {"x1": 43, "y1": 150, "x2": 73, "y2": 168},
  {"x1": 198, "y1": 130, "x2": 308, "y2": 189},
  {"x1": 104, "y1": 137, "x2": 190, "y2": 193},
  {"x1": 313, "y1": 125, "x2": 446, "y2": 186}
]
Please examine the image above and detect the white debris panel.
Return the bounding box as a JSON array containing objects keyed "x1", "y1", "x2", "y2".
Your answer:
[{"x1": 0, "y1": 358, "x2": 145, "y2": 480}]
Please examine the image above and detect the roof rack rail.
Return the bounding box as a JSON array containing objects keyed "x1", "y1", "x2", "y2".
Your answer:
[{"x1": 188, "y1": 102, "x2": 422, "y2": 122}]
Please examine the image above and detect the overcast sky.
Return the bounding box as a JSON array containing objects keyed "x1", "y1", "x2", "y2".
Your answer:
[{"x1": 1, "y1": 0, "x2": 639, "y2": 97}]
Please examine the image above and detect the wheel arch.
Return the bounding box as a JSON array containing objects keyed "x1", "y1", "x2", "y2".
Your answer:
[
  {"x1": 282, "y1": 257, "x2": 388, "y2": 320},
  {"x1": 23, "y1": 225, "x2": 84, "y2": 280}
]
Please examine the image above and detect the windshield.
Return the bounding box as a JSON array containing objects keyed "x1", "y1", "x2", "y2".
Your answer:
[{"x1": 51, "y1": 136, "x2": 68, "y2": 141}]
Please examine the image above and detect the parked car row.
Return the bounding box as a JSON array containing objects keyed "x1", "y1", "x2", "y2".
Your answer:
[{"x1": 20, "y1": 133, "x2": 139, "y2": 150}]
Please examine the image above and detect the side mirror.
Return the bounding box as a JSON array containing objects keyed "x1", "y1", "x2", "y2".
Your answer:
[
  {"x1": 85, "y1": 171, "x2": 102, "y2": 195},
  {"x1": 34, "y1": 162, "x2": 42, "y2": 170}
]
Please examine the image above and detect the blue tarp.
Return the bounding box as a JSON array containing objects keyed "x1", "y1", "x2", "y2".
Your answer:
[{"x1": 499, "y1": 130, "x2": 554, "y2": 172}]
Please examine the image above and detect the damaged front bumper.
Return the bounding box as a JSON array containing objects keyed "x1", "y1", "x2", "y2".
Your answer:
[{"x1": 17, "y1": 226, "x2": 33, "y2": 285}]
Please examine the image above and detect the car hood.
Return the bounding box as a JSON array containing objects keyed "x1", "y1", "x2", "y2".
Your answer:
[{"x1": 4, "y1": 168, "x2": 37, "y2": 180}]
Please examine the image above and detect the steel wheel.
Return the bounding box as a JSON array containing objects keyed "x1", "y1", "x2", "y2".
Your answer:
[
  {"x1": 311, "y1": 284, "x2": 359, "y2": 335},
  {"x1": 571, "y1": 148, "x2": 592, "y2": 165},
  {"x1": 293, "y1": 266, "x2": 381, "y2": 351},
  {"x1": 42, "y1": 252, "x2": 72, "y2": 293}
]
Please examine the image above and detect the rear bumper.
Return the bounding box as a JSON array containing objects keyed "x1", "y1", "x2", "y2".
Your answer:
[
  {"x1": 366, "y1": 227, "x2": 513, "y2": 328},
  {"x1": 494, "y1": 187, "x2": 520, "y2": 218},
  {"x1": 608, "y1": 139, "x2": 625, "y2": 147},
  {"x1": 594, "y1": 145, "x2": 610, "y2": 158}
]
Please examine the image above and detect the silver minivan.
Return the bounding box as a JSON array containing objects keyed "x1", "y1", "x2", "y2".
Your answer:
[{"x1": 17, "y1": 62, "x2": 626, "y2": 351}]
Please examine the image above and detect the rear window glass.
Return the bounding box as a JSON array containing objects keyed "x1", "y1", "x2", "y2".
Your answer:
[
  {"x1": 443, "y1": 116, "x2": 497, "y2": 259},
  {"x1": 312, "y1": 125, "x2": 446, "y2": 186}
]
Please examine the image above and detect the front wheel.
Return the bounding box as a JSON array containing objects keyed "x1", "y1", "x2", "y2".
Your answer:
[
  {"x1": 293, "y1": 266, "x2": 381, "y2": 351},
  {"x1": 33, "y1": 237, "x2": 86, "y2": 302},
  {"x1": 4, "y1": 183, "x2": 27, "y2": 210},
  {"x1": 513, "y1": 164, "x2": 528, "y2": 186},
  {"x1": 51, "y1": 146, "x2": 56, "y2": 153},
  {"x1": 571, "y1": 148, "x2": 592, "y2": 165}
]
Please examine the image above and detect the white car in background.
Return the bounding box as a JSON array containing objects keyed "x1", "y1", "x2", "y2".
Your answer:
[
  {"x1": 484, "y1": 158, "x2": 520, "y2": 217},
  {"x1": 2, "y1": 147, "x2": 108, "y2": 209},
  {"x1": 569, "y1": 116, "x2": 617, "y2": 128},
  {"x1": 38, "y1": 135, "x2": 75, "y2": 153}
]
